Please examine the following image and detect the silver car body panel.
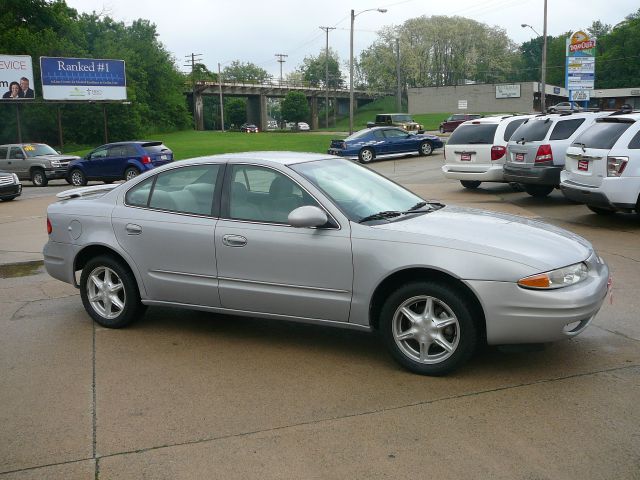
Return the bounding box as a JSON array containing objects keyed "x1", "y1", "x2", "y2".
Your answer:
[{"x1": 44, "y1": 152, "x2": 609, "y2": 345}]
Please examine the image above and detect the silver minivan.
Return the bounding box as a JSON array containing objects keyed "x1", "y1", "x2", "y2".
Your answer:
[{"x1": 503, "y1": 112, "x2": 610, "y2": 197}]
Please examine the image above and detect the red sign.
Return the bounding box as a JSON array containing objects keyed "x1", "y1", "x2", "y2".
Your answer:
[{"x1": 578, "y1": 160, "x2": 589, "y2": 171}]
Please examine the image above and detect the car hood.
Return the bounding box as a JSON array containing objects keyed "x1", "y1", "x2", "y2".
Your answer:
[
  {"x1": 33, "y1": 154, "x2": 81, "y2": 162},
  {"x1": 373, "y1": 206, "x2": 592, "y2": 271}
]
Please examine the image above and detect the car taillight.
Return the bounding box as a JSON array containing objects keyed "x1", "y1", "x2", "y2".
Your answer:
[
  {"x1": 141, "y1": 155, "x2": 151, "y2": 164},
  {"x1": 535, "y1": 144, "x2": 553, "y2": 164},
  {"x1": 47, "y1": 217, "x2": 52, "y2": 235},
  {"x1": 490, "y1": 145, "x2": 506, "y2": 161},
  {"x1": 607, "y1": 156, "x2": 628, "y2": 177}
]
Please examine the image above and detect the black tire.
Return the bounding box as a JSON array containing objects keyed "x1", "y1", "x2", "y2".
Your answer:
[
  {"x1": 31, "y1": 168, "x2": 48, "y2": 187},
  {"x1": 587, "y1": 205, "x2": 615, "y2": 215},
  {"x1": 124, "y1": 167, "x2": 140, "y2": 181},
  {"x1": 509, "y1": 182, "x2": 525, "y2": 192},
  {"x1": 419, "y1": 141, "x2": 433, "y2": 156},
  {"x1": 379, "y1": 281, "x2": 478, "y2": 376},
  {"x1": 1, "y1": 196, "x2": 18, "y2": 201},
  {"x1": 103, "y1": 180, "x2": 114, "y2": 184},
  {"x1": 80, "y1": 255, "x2": 146, "y2": 328},
  {"x1": 358, "y1": 147, "x2": 375, "y2": 164},
  {"x1": 69, "y1": 169, "x2": 87, "y2": 186},
  {"x1": 439, "y1": 126, "x2": 445, "y2": 134},
  {"x1": 524, "y1": 184, "x2": 554, "y2": 198},
  {"x1": 65, "y1": 177, "x2": 73, "y2": 185},
  {"x1": 460, "y1": 180, "x2": 481, "y2": 189}
]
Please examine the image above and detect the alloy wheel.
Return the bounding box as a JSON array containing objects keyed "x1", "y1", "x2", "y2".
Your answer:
[{"x1": 86, "y1": 266, "x2": 126, "y2": 320}]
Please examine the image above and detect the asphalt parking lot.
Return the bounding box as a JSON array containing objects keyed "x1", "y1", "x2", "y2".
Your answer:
[{"x1": 1, "y1": 152, "x2": 639, "y2": 479}]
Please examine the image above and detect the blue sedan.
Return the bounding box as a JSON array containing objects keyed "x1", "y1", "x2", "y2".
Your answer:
[{"x1": 328, "y1": 127, "x2": 443, "y2": 163}]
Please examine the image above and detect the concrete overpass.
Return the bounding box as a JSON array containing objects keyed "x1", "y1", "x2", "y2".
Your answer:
[{"x1": 188, "y1": 80, "x2": 385, "y2": 130}]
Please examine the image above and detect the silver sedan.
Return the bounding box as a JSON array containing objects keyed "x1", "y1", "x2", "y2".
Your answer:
[{"x1": 43, "y1": 152, "x2": 610, "y2": 375}]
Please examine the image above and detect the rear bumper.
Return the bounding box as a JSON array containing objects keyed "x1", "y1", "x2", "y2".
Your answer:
[
  {"x1": 43, "y1": 240, "x2": 78, "y2": 286},
  {"x1": 442, "y1": 164, "x2": 505, "y2": 182},
  {"x1": 503, "y1": 164, "x2": 562, "y2": 186},
  {"x1": 560, "y1": 175, "x2": 639, "y2": 210},
  {"x1": 0, "y1": 183, "x2": 21, "y2": 198},
  {"x1": 327, "y1": 148, "x2": 350, "y2": 157}
]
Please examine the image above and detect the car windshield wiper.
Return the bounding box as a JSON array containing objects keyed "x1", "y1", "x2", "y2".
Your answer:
[
  {"x1": 405, "y1": 201, "x2": 445, "y2": 213},
  {"x1": 573, "y1": 142, "x2": 587, "y2": 152},
  {"x1": 358, "y1": 211, "x2": 402, "y2": 223},
  {"x1": 515, "y1": 137, "x2": 526, "y2": 145}
]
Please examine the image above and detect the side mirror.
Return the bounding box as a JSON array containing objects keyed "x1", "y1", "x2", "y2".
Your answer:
[
  {"x1": 366, "y1": 122, "x2": 375, "y2": 128},
  {"x1": 288, "y1": 206, "x2": 328, "y2": 228}
]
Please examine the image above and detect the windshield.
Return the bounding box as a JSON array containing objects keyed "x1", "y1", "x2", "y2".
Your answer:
[
  {"x1": 23, "y1": 144, "x2": 57, "y2": 157},
  {"x1": 291, "y1": 159, "x2": 426, "y2": 222},
  {"x1": 510, "y1": 119, "x2": 552, "y2": 142}
]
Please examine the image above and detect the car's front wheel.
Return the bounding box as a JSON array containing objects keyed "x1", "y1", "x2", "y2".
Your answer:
[
  {"x1": 460, "y1": 180, "x2": 481, "y2": 189},
  {"x1": 587, "y1": 205, "x2": 615, "y2": 215},
  {"x1": 80, "y1": 255, "x2": 146, "y2": 328},
  {"x1": 380, "y1": 281, "x2": 478, "y2": 376},
  {"x1": 124, "y1": 167, "x2": 140, "y2": 181},
  {"x1": 31, "y1": 168, "x2": 48, "y2": 187},
  {"x1": 358, "y1": 147, "x2": 375, "y2": 163},
  {"x1": 524, "y1": 184, "x2": 554, "y2": 198},
  {"x1": 69, "y1": 169, "x2": 87, "y2": 186},
  {"x1": 419, "y1": 141, "x2": 433, "y2": 156}
]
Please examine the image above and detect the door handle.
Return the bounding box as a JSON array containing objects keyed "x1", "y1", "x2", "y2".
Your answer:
[
  {"x1": 222, "y1": 234, "x2": 247, "y2": 247},
  {"x1": 125, "y1": 223, "x2": 143, "y2": 235}
]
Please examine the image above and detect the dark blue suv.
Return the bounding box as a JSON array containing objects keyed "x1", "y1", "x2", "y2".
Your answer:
[{"x1": 67, "y1": 141, "x2": 173, "y2": 186}]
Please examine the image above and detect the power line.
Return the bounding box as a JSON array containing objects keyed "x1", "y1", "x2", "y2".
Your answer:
[{"x1": 275, "y1": 53, "x2": 288, "y2": 83}]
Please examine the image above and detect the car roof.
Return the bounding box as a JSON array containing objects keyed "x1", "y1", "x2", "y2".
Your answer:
[
  {"x1": 459, "y1": 114, "x2": 535, "y2": 125},
  {"x1": 0, "y1": 143, "x2": 49, "y2": 147},
  {"x1": 181, "y1": 151, "x2": 336, "y2": 167},
  {"x1": 527, "y1": 111, "x2": 611, "y2": 122}
]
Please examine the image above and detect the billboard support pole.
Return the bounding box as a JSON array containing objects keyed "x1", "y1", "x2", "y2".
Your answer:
[
  {"x1": 15, "y1": 104, "x2": 22, "y2": 143},
  {"x1": 103, "y1": 104, "x2": 108, "y2": 144},
  {"x1": 57, "y1": 106, "x2": 64, "y2": 151}
]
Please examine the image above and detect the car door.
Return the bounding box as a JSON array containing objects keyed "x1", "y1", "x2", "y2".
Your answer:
[
  {"x1": 84, "y1": 146, "x2": 109, "y2": 178},
  {"x1": 112, "y1": 163, "x2": 223, "y2": 306},
  {"x1": 215, "y1": 163, "x2": 353, "y2": 322},
  {"x1": 383, "y1": 128, "x2": 414, "y2": 154},
  {"x1": 105, "y1": 145, "x2": 126, "y2": 178},
  {"x1": 7, "y1": 147, "x2": 28, "y2": 178}
]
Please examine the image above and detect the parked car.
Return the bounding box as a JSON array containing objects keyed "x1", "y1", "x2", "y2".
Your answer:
[
  {"x1": 285, "y1": 122, "x2": 296, "y2": 130},
  {"x1": 329, "y1": 127, "x2": 443, "y2": 163},
  {"x1": 367, "y1": 113, "x2": 424, "y2": 133},
  {"x1": 0, "y1": 170, "x2": 21, "y2": 201},
  {"x1": 67, "y1": 141, "x2": 173, "y2": 186},
  {"x1": 442, "y1": 114, "x2": 534, "y2": 189},
  {"x1": 439, "y1": 114, "x2": 483, "y2": 133},
  {"x1": 240, "y1": 124, "x2": 259, "y2": 133},
  {"x1": 548, "y1": 102, "x2": 584, "y2": 114},
  {"x1": 503, "y1": 112, "x2": 611, "y2": 197},
  {"x1": 297, "y1": 122, "x2": 310, "y2": 131},
  {"x1": 44, "y1": 152, "x2": 609, "y2": 375},
  {"x1": 0, "y1": 143, "x2": 79, "y2": 187},
  {"x1": 560, "y1": 111, "x2": 640, "y2": 215}
]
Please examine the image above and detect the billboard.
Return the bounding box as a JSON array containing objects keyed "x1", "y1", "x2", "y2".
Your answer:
[
  {"x1": 0, "y1": 55, "x2": 35, "y2": 100},
  {"x1": 566, "y1": 31, "x2": 595, "y2": 92},
  {"x1": 40, "y1": 57, "x2": 127, "y2": 101},
  {"x1": 496, "y1": 84, "x2": 521, "y2": 99}
]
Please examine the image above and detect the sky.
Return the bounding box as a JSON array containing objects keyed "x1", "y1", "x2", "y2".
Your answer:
[{"x1": 65, "y1": 0, "x2": 638, "y2": 78}]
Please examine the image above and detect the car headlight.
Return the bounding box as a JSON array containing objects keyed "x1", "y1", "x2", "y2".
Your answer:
[
  {"x1": 517, "y1": 262, "x2": 588, "y2": 290},
  {"x1": 50, "y1": 160, "x2": 62, "y2": 167},
  {"x1": 12, "y1": 173, "x2": 19, "y2": 183}
]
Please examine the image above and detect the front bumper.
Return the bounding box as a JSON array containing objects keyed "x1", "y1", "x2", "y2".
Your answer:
[
  {"x1": 503, "y1": 164, "x2": 562, "y2": 186},
  {"x1": 560, "y1": 176, "x2": 639, "y2": 210},
  {"x1": 45, "y1": 168, "x2": 70, "y2": 180},
  {"x1": 0, "y1": 183, "x2": 22, "y2": 199},
  {"x1": 442, "y1": 164, "x2": 505, "y2": 182},
  {"x1": 467, "y1": 256, "x2": 609, "y2": 345}
]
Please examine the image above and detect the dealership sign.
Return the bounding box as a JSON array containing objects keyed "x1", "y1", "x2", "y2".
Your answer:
[
  {"x1": 496, "y1": 84, "x2": 521, "y2": 99},
  {"x1": 40, "y1": 57, "x2": 127, "y2": 101},
  {"x1": 0, "y1": 55, "x2": 35, "y2": 100},
  {"x1": 566, "y1": 31, "x2": 595, "y2": 92}
]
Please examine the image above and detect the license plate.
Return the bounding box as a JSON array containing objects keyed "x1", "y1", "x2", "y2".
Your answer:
[
  {"x1": 161, "y1": 154, "x2": 168, "y2": 161},
  {"x1": 460, "y1": 153, "x2": 471, "y2": 161},
  {"x1": 578, "y1": 160, "x2": 589, "y2": 171},
  {"x1": 515, "y1": 153, "x2": 525, "y2": 162}
]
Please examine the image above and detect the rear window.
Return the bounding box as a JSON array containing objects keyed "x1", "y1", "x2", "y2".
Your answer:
[
  {"x1": 510, "y1": 119, "x2": 552, "y2": 142},
  {"x1": 142, "y1": 143, "x2": 171, "y2": 154},
  {"x1": 503, "y1": 119, "x2": 527, "y2": 142},
  {"x1": 573, "y1": 121, "x2": 633, "y2": 150},
  {"x1": 549, "y1": 118, "x2": 586, "y2": 140},
  {"x1": 447, "y1": 124, "x2": 498, "y2": 145}
]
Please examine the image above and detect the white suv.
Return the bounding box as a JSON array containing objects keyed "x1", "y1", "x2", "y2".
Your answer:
[
  {"x1": 560, "y1": 112, "x2": 640, "y2": 215},
  {"x1": 503, "y1": 112, "x2": 611, "y2": 197},
  {"x1": 442, "y1": 114, "x2": 534, "y2": 189}
]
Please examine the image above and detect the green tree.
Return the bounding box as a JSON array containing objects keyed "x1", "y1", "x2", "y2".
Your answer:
[
  {"x1": 281, "y1": 91, "x2": 309, "y2": 123},
  {"x1": 225, "y1": 98, "x2": 246, "y2": 127},
  {"x1": 222, "y1": 61, "x2": 269, "y2": 84},
  {"x1": 298, "y1": 48, "x2": 343, "y2": 87}
]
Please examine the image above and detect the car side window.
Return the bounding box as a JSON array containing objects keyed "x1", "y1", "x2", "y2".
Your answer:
[
  {"x1": 9, "y1": 147, "x2": 24, "y2": 159},
  {"x1": 90, "y1": 147, "x2": 108, "y2": 160},
  {"x1": 373, "y1": 130, "x2": 385, "y2": 140},
  {"x1": 503, "y1": 119, "x2": 527, "y2": 142},
  {"x1": 145, "y1": 165, "x2": 220, "y2": 216},
  {"x1": 227, "y1": 165, "x2": 319, "y2": 224},
  {"x1": 124, "y1": 145, "x2": 138, "y2": 157},
  {"x1": 107, "y1": 146, "x2": 124, "y2": 157},
  {"x1": 383, "y1": 129, "x2": 407, "y2": 139},
  {"x1": 628, "y1": 130, "x2": 640, "y2": 149},
  {"x1": 0, "y1": 147, "x2": 8, "y2": 159},
  {"x1": 549, "y1": 119, "x2": 586, "y2": 140},
  {"x1": 125, "y1": 177, "x2": 154, "y2": 207}
]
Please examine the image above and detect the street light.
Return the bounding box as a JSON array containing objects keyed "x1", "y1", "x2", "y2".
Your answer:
[
  {"x1": 350, "y1": 7, "x2": 387, "y2": 134},
  {"x1": 521, "y1": 0, "x2": 548, "y2": 114},
  {"x1": 521, "y1": 23, "x2": 540, "y2": 36}
]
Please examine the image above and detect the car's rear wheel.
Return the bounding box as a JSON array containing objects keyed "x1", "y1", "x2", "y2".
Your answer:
[
  {"x1": 439, "y1": 126, "x2": 445, "y2": 134},
  {"x1": 80, "y1": 255, "x2": 146, "y2": 328},
  {"x1": 460, "y1": 180, "x2": 481, "y2": 189},
  {"x1": 69, "y1": 169, "x2": 87, "y2": 186},
  {"x1": 587, "y1": 205, "x2": 615, "y2": 215},
  {"x1": 380, "y1": 281, "x2": 478, "y2": 376},
  {"x1": 1, "y1": 196, "x2": 17, "y2": 201},
  {"x1": 419, "y1": 141, "x2": 433, "y2": 156},
  {"x1": 31, "y1": 169, "x2": 48, "y2": 187},
  {"x1": 124, "y1": 167, "x2": 140, "y2": 181},
  {"x1": 358, "y1": 147, "x2": 375, "y2": 163},
  {"x1": 524, "y1": 184, "x2": 554, "y2": 198}
]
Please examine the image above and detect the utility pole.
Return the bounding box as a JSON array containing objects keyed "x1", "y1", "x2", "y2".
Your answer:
[
  {"x1": 218, "y1": 62, "x2": 225, "y2": 132},
  {"x1": 275, "y1": 53, "x2": 288, "y2": 84},
  {"x1": 541, "y1": 0, "x2": 548, "y2": 113},
  {"x1": 319, "y1": 26, "x2": 335, "y2": 129},
  {"x1": 396, "y1": 37, "x2": 401, "y2": 112},
  {"x1": 184, "y1": 53, "x2": 203, "y2": 129}
]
